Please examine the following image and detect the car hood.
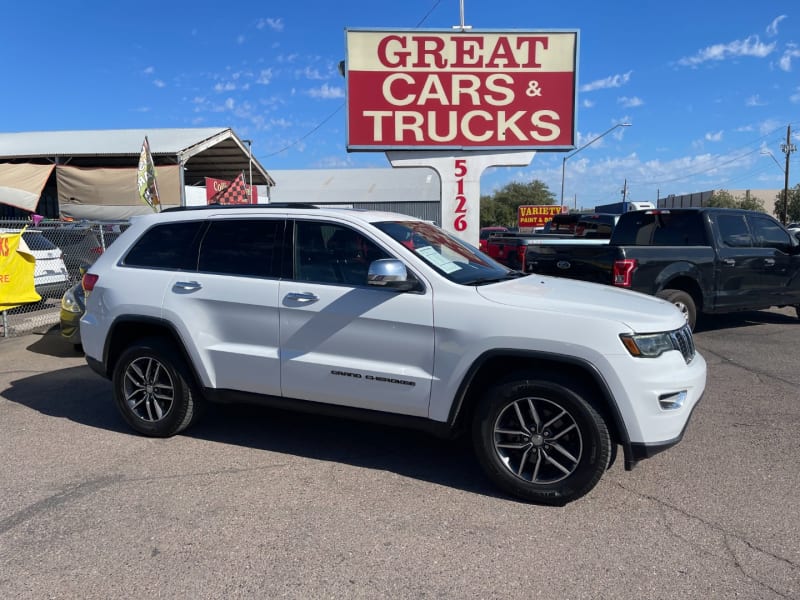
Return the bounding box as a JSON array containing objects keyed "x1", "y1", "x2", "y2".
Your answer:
[{"x1": 476, "y1": 275, "x2": 685, "y2": 333}]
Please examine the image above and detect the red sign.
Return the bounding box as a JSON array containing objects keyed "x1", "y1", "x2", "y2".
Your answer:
[
  {"x1": 345, "y1": 29, "x2": 577, "y2": 151},
  {"x1": 518, "y1": 204, "x2": 566, "y2": 229}
]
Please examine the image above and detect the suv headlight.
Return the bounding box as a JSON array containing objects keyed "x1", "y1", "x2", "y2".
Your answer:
[
  {"x1": 620, "y1": 324, "x2": 695, "y2": 363},
  {"x1": 620, "y1": 332, "x2": 674, "y2": 357}
]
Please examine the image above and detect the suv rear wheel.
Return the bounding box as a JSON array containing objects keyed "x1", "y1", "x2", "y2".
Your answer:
[
  {"x1": 473, "y1": 373, "x2": 611, "y2": 505},
  {"x1": 112, "y1": 338, "x2": 203, "y2": 437}
]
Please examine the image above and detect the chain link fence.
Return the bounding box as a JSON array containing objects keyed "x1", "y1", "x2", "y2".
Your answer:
[{"x1": 1, "y1": 219, "x2": 129, "y2": 338}]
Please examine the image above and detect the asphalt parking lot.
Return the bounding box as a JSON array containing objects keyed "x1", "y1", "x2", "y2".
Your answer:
[{"x1": 1, "y1": 309, "x2": 799, "y2": 599}]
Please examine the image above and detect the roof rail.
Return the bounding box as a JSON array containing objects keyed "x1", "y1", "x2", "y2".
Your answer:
[{"x1": 161, "y1": 202, "x2": 319, "y2": 213}]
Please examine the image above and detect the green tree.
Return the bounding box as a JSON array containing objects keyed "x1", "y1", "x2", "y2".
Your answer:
[
  {"x1": 773, "y1": 184, "x2": 800, "y2": 223},
  {"x1": 708, "y1": 189, "x2": 765, "y2": 212},
  {"x1": 737, "y1": 194, "x2": 765, "y2": 212},
  {"x1": 480, "y1": 180, "x2": 556, "y2": 227},
  {"x1": 707, "y1": 190, "x2": 738, "y2": 208},
  {"x1": 479, "y1": 196, "x2": 515, "y2": 228}
]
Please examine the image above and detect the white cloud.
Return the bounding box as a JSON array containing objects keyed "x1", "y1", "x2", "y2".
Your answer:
[
  {"x1": 257, "y1": 17, "x2": 284, "y2": 32},
  {"x1": 315, "y1": 155, "x2": 355, "y2": 168},
  {"x1": 297, "y1": 66, "x2": 326, "y2": 80},
  {"x1": 705, "y1": 131, "x2": 723, "y2": 142},
  {"x1": 579, "y1": 71, "x2": 632, "y2": 92},
  {"x1": 678, "y1": 35, "x2": 776, "y2": 67},
  {"x1": 256, "y1": 68, "x2": 273, "y2": 85},
  {"x1": 758, "y1": 119, "x2": 783, "y2": 135},
  {"x1": 766, "y1": 15, "x2": 787, "y2": 36},
  {"x1": 790, "y1": 87, "x2": 800, "y2": 104},
  {"x1": 308, "y1": 83, "x2": 344, "y2": 99},
  {"x1": 618, "y1": 96, "x2": 643, "y2": 108},
  {"x1": 143, "y1": 66, "x2": 155, "y2": 75},
  {"x1": 746, "y1": 94, "x2": 766, "y2": 106},
  {"x1": 224, "y1": 98, "x2": 235, "y2": 110},
  {"x1": 582, "y1": 99, "x2": 594, "y2": 108},
  {"x1": 214, "y1": 81, "x2": 237, "y2": 92},
  {"x1": 153, "y1": 80, "x2": 166, "y2": 88},
  {"x1": 778, "y1": 44, "x2": 800, "y2": 72},
  {"x1": 237, "y1": 34, "x2": 246, "y2": 45}
]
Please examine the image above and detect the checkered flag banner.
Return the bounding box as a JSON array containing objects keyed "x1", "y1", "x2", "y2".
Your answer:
[{"x1": 209, "y1": 172, "x2": 252, "y2": 205}]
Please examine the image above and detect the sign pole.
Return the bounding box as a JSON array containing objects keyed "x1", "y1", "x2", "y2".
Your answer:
[{"x1": 388, "y1": 150, "x2": 536, "y2": 247}]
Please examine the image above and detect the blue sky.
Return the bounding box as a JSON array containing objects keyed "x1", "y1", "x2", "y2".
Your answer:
[{"x1": 3, "y1": 1, "x2": 799, "y2": 209}]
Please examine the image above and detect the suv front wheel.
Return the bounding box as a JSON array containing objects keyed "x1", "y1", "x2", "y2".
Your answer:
[
  {"x1": 112, "y1": 338, "x2": 203, "y2": 437},
  {"x1": 473, "y1": 373, "x2": 611, "y2": 505}
]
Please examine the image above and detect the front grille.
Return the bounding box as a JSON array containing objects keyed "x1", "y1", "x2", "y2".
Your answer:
[{"x1": 670, "y1": 323, "x2": 696, "y2": 364}]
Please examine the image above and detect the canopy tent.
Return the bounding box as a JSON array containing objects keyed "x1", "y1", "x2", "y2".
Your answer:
[
  {"x1": 0, "y1": 163, "x2": 55, "y2": 212},
  {"x1": 0, "y1": 128, "x2": 274, "y2": 219},
  {"x1": 56, "y1": 164, "x2": 182, "y2": 220}
]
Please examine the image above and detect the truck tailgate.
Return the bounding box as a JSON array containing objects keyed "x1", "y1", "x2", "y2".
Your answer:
[{"x1": 526, "y1": 242, "x2": 620, "y2": 284}]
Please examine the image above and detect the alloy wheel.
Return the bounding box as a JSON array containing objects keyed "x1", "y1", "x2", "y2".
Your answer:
[
  {"x1": 493, "y1": 396, "x2": 583, "y2": 484},
  {"x1": 123, "y1": 356, "x2": 176, "y2": 422}
]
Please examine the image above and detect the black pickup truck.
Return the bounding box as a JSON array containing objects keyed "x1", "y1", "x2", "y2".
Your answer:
[{"x1": 523, "y1": 207, "x2": 800, "y2": 330}]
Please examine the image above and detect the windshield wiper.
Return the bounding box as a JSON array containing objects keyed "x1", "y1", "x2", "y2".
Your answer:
[{"x1": 466, "y1": 271, "x2": 528, "y2": 285}]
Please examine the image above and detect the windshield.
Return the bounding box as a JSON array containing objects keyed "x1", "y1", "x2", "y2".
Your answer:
[{"x1": 374, "y1": 220, "x2": 523, "y2": 285}]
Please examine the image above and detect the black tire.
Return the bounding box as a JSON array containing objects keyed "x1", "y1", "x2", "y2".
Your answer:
[
  {"x1": 656, "y1": 288, "x2": 697, "y2": 331},
  {"x1": 472, "y1": 373, "x2": 611, "y2": 505},
  {"x1": 112, "y1": 337, "x2": 203, "y2": 437}
]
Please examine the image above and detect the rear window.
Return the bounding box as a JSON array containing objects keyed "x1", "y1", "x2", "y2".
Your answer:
[
  {"x1": 612, "y1": 212, "x2": 708, "y2": 246},
  {"x1": 123, "y1": 221, "x2": 206, "y2": 270},
  {"x1": 575, "y1": 215, "x2": 617, "y2": 238},
  {"x1": 548, "y1": 213, "x2": 584, "y2": 233},
  {"x1": 22, "y1": 231, "x2": 58, "y2": 251}
]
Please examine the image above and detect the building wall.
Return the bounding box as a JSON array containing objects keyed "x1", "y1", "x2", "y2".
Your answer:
[{"x1": 657, "y1": 188, "x2": 780, "y2": 216}]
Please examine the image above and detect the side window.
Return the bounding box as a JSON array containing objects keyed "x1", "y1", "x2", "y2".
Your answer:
[
  {"x1": 123, "y1": 221, "x2": 205, "y2": 270},
  {"x1": 198, "y1": 218, "x2": 286, "y2": 278},
  {"x1": 716, "y1": 215, "x2": 752, "y2": 248},
  {"x1": 749, "y1": 215, "x2": 792, "y2": 253},
  {"x1": 294, "y1": 221, "x2": 390, "y2": 285}
]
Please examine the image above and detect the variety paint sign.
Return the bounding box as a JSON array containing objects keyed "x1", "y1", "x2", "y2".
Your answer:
[
  {"x1": 518, "y1": 204, "x2": 567, "y2": 229},
  {"x1": 345, "y1": 29, "x2": 578, "y2": 151}
]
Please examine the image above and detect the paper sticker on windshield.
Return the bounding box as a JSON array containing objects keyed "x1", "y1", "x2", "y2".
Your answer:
[{"x1": 417, "y1": 246, "x2": 460, "y2": 273}]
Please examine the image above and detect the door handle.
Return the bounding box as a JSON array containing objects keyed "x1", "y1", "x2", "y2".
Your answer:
[
  {"x1": 173, "y1": 280, "x2": 202, "y2": 292},
  {"x1": 285, "y1": 291, "x2": 318, "y2": 303},
  {"x1": 722, "y1": 258, "x2": 736, "y2": 267},
  {"x1": 764, "y1": 258, "x2": 775, "y2": 267}
]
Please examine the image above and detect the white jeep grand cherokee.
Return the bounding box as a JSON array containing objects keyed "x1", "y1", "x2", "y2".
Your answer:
[{"x1": 80, "y1": 205, "x2": 706, "y2": 505}]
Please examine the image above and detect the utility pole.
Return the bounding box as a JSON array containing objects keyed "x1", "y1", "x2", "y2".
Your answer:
[
  {"x1": 621, "y1": 179, "x2": 628, "y2": 212},
  {"x1": 781, "y1": 124, "x2": 796, "y2": 225}
]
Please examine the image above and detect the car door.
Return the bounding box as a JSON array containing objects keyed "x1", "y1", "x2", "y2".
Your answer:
[
  {"x1": 162, "y1": 217, "x2": 288, "y2": 396},
  {"x1": 710, "y1": 213, "x2": 763, "y2": 310},
  {"x1": 746, "y1": 214, "x2": 800, "y2": 306},
  {"x1": 279, "y1": 219, "x2": 435, "y2": 417}
]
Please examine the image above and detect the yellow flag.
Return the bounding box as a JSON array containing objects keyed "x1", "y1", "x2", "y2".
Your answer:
[
  {"x1": 0, "y1": 229, "x2": 41, "y2": 311},
  {"x1": 137, "y1": 135, "x2": 161, "y2": 212}
]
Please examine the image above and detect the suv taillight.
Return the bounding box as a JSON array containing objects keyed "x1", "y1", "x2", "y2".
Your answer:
[
  {"x1": 517, "y1": 246, "x2": 527, "y2": 271},
  {"x1": 82, "y1": 273, "x2": 99, "y2": 292},
  {"x1": 613, "y1": 259, "x2": 636, "y2": 287}
]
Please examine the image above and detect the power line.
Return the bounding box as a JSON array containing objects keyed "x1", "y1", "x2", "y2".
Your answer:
[
  {"x1": 262, "y1": 0, "x2": 442, "y2": 160},
  {"x1": 263, "y1": 105, "x2": 344, "y2": 158},
  {"x1": 628, "y1": 123, "x2": 793, "y2": 187}
]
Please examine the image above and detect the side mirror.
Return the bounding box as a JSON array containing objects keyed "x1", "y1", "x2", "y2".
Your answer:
[{"x1": 367, "y1": 259, "x2": 418, "y2": 291}]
